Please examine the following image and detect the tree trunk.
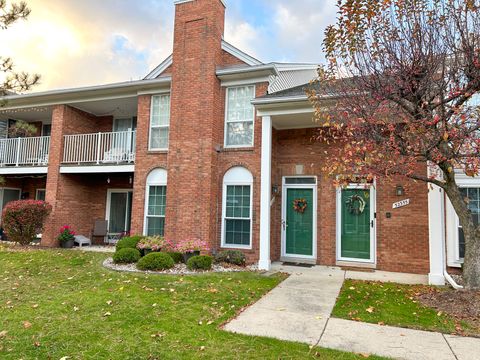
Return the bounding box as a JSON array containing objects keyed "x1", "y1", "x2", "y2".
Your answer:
[{"x1": 444, "y1": 182, "x2": 480, "y2": 289}]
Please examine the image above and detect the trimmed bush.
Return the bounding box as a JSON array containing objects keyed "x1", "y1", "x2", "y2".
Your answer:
[
  {"x1": 214, "y1": 250, "x2": 246, "y2": 266},
  {"x1": 187, "y1": 255, "x2": 213, "y2": 271},
  {"x1": 137, "y1": 252, "x2": 174, "y2": 271},
  {"x1": 116, "y1": 235, "x2": 144, "y2": 251},
  {"x1": 113, "y1": 248, "x2": 141, "y2": 264},
  {"x1": 2, "y1": 200, "x2": 52, "y2": 245},
  {"x1": 166, "y1": 252, "x2": 183, "y2": 264}
]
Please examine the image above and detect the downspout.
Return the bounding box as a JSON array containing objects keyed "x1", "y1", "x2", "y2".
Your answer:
[{"x1": 443, "y1": 270, "x2": 463, "y2": 290}]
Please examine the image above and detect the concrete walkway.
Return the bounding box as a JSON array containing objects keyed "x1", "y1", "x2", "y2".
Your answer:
[{"x1": 224, "y1": 264, "x2": 480, "y2": 360}]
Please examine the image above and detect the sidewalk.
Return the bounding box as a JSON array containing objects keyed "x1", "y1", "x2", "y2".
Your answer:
[{"x1": 224, "y1": 264, "x2": 480, "y2": 360}]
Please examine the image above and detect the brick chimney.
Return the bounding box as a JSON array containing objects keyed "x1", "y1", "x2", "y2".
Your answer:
[{"x1": 165, "y1": 0, "x2": 226, "y2": 244}]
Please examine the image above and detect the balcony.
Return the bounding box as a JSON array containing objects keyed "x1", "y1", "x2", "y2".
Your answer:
[
  {"x1": 61, "y1": 130, "x2": 136, "y2": 174},
  {"x1": 0, "y1": 136, "x2": 51, "y2": 174}
]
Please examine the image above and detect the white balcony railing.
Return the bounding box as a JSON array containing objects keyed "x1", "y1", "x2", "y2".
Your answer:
[
  {"x1": 0, "y1": 136, "x2": 50, "y2": 167},
  {"x1": 63, "y1": 130, "x2": 136, "y2": 165}
]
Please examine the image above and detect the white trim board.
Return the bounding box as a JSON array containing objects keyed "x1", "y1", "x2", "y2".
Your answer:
[
  {"x1": 281, "y1": 176, "x2": 318, "y2": 261},
  {"x1": 0, "y1": 167, "x2": 48, "y2": 175},
  {"x1": 60, "y1": 165, "x2": 135, "y2": 174},
  {"x1": 336, "y1": 183, "x2": 377, "y2": 264}
]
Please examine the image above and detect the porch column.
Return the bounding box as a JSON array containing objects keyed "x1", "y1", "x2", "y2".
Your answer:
[
  {"x1": 259, "y1": 115, "x2": 272, "y2": 270},
  {"x1": 427, "y1": 166, "x2": 446, "y2": 285}
]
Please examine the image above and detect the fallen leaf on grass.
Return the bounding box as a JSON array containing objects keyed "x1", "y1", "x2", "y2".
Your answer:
[
  {"x1": 59, "y1": 357, "x2": 70, "y2": 360},
  {"x1": 103, "y1": 312, "x2": 111, "y2": 317},
  {"x1": 32, "y1": 304, "x2": 39, "y2": 309},
  {"x1": 366, "y1": 307, "x2": 375, "y2": 313},
  {"x1": 0, "y1": 330, "x2": 7, "y2": 338},
  {"x1": 106, "y1": 300, "x2": 113, "y2": 306},
  {"x1": 73, "y1": 306, "x2": 80, "y2": 312},
  {"x1": 33, "y1": 341, "x2": 40, "y2": 347},
  {"x1": 200, "y1": 346, "x2": 205, "y2": 351},
  {"x1": 23, "y1": 321, "x2": 32, "y2": 329}
]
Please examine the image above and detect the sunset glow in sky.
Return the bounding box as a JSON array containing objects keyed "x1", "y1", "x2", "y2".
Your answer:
[{"x1": 0, "y1": 0, "x2": 337, "y2": 91}]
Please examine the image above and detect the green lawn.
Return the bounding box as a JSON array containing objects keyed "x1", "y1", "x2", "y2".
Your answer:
[
  {"x1": 332, "y1": 279, "x2": 477, "y2": 336},
  {"x1": 0, "y1": 247, "x2": 385, "y2": 359}
]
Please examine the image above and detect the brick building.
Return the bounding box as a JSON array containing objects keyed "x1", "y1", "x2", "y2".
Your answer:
[{"x1": 0, "y1": 0, "x2": 468, "y2": 285}]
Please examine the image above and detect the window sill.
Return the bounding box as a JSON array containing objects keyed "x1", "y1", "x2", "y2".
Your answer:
[
  {"x1": 222, "y1": 147, "x2": 255, "y2": 153},
  {"x1": 220, "y1": 244, "x2": 253, "y2": 251},
  {"x1": 147, "y1": 150, "x2": 168, "y2": 154}
]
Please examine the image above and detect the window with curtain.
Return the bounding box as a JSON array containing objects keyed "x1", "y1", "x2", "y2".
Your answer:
[
  {"x1": 222, "y1": 167, "x2": 253, "y2": 248},
  {"x1": 149, "y1": 94, "x2": 170, "y2": 150},
  {"x1": 458, "y1": 188, "x2": 480, "y2": 259},
  {"x1": 225, "y1": 85, "x2": 255, "y2": 147}
]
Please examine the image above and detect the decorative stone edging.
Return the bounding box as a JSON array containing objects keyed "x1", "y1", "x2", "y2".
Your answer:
[{"x1": 103, "y1": 257, "x2": 258, "y2": 275}]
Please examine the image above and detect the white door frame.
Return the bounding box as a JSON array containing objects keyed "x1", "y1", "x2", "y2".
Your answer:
[
  {"x1": 336, "y1": 183, "x2": 377, "y2": 264},
  {"x1": 281, "y1": 176, "x2": 317, "y2": 260},
  {"x1": 105, "y1": 189, "x2": 133, "y2": 233}
]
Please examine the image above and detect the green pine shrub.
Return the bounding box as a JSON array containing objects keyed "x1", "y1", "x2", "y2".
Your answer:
[
  {"x1": 137, "y1": 252, "x2": 174, "y2": 271},
  {"x1": 214, "y1": 250, "x2": 246, "y2": 266},
  {"x1": 113, "y1": 248, "x2": 141, "y2": 264},
  {"x1": 187, "y1": 255, "x2": 213, "y2": 271},
  {"x1": 116, "y1": 235, "x2": 144, "y2": 251}
]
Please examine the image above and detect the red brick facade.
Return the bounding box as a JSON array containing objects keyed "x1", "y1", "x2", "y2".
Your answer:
[{"x1": 0, "y1": 0, "x2": 431, "y2": 275}]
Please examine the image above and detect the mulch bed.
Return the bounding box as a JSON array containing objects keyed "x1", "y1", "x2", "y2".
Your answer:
[{"x1": 417, "y1": 287, "x2": 480, "y2": 336}]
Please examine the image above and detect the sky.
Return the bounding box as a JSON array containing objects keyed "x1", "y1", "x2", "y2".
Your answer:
[{"x1": 0, "y1": 0, "x2": 337, "y2": 92}]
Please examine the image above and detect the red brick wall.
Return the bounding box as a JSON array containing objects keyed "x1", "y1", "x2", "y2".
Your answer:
[
  {"x1": 42, "y1": 105, "x2": 118, "y2": 246},
  {"x1": 2, "y1": 176, "x2": 47, "y2": 200},
  {"x1": 272, "y1": 128, "x2": 430, "y2": 274},
  {"x1": 130, "y1": 95, "x2": 168, "y2": 235}
]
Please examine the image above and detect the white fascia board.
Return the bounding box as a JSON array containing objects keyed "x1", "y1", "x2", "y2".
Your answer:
[
  {"x1": 217, "y1": 64, "x2": 278, "y2": 86},
  {"x1": 221, "y1": 40, "x2": 263, "y2": 66},
  {"x1": 252, "y1": 95, "x2": 309, "y2": 105},
  {"x1": 0, "y1": 78, "x2": 171, "y2": 111},
  {"x1": 273, "y1": 63, "x2": 319, "y2": 71},
  {"x1": 144, "y1": 55, "x2": 173, "y2": 80},
  {"x1": 0, "y1": 166, "x2": 48, "y2": 175},
  {"x1": 60, "y1": 165, "x2": 135, "y2": 174}
]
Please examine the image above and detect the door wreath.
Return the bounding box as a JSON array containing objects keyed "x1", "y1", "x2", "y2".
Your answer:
[
  {"x1": 346, "y1": 194, "x2": 366, "y2": 215},
  {"x1": 293, "y1": 198, "x2": 308, "y2": 214}
]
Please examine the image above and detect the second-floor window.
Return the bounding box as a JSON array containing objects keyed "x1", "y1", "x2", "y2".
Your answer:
[
  {"x1": 149, "y1": 94, "x2": 170, "y2": 151},
  {"x1": 225, "y1": 85, "x2": 255, "y2": 148}
]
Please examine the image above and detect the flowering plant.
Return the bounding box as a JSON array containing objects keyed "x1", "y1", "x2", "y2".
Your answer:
[
  {"x1": 162, "y1": 238, "x2": 178, "y2": 253},
  {"x1": 136, "y1": 236, "x2": 165, "y2": 251},
  {"x1": 174, "y1": 238, "x2": 209, "y2": 253},
  {"x1": 57, "y1": 225, "x2": 75, "y2": 244}
]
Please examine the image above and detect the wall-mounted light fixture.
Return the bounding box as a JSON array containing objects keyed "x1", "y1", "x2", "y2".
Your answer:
[
  {"x1": 129, "y1": 176, "x2": 133, "y2": 185},
  {"x1": 272, "y1": 185, "x2": 279, "y2": 195},
  {"x1": 396, "y1": 185, "x2": 405, "y2": 196},
  {"x1": 107, "y1": 177, "x2": 111, "y2": 184}
]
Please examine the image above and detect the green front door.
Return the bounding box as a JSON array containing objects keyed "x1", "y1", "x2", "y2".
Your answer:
[
  {"x1": 341, "y1": 189, "x2": 371, "y2": 260},
  {"x1": 285, "y1": 188, "x2": 314, "y2": 256}
]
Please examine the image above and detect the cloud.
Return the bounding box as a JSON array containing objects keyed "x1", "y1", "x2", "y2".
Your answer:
[
  {"x1": 0, "y1": 0, "x2": 338, "y2": 91},
  {"x1": 0, "y1": 0, "x2": 174, "y2": 91}
]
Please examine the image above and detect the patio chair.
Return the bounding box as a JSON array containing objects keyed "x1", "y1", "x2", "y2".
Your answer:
[
  {"x1": 92, "y1": 219, "x2": 121, "y2": 245},
  {"x1": 102, "y1": 148, "x2": 126, "y2": 163}
]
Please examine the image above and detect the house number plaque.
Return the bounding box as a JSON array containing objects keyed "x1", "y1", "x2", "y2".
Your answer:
[{"x1": 392, "y1": 199, "x2": 410, "y2": 209}]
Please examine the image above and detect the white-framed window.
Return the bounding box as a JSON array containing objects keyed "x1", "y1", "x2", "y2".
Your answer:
[
  {"x1": 144, "y1": 168, "x2": 167, "y2": 236},
  {"x1": 446, "y1": 173, "x2": 480, "y2": 267},
  {"x1": 221, "y1": 167, "x2": 253, "y2": 249},
  {"x1": 224, "y1": 85, "x2": 255, "y2": 148},
  {"x1": 35, "y1": 189, "x2": 46, "y2": 201},
  {"x1": 149, "y1": 94, "x2": 170, "y2": 151}
]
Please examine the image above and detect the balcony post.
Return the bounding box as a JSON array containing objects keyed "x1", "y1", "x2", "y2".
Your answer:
[
  {"x1": 15, "y1": 137, "x2": 21, "y2": 166},
  {"x1": 96, "y1": 132, "x2": 101, "y2": 164}
]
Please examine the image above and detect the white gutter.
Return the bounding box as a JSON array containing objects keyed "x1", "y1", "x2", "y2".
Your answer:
[{"x1": 444, "y1": 270, "x2": 463, "y2": 289}]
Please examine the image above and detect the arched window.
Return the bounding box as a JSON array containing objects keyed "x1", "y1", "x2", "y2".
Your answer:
[
  {"x1": 144, "y1": 168, "x2": 167, "y2": 236},
  {"x1": 221, "y1": 167, "x2": 253, "y2": 249}
]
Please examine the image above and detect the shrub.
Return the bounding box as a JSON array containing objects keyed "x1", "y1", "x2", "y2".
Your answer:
[
  {"x1": 137, "y1": 252, "x2": 174, "y2": 271},
  {"x1": 2, "y1": 200, "x2": 52, "y2": 245},
  {"x1": 116, "y1": 235, "x2": 144, "y2": 251},
  {"x1": 113, "y1": 248, "x2": 141, "y2": 264},
  {"x1": 136, "y1": 236, "x2": 165, "y2": 252},
  {"x1": 166, "y1": 252, "x2": 183, "y2": 264},
  {"x1": 175, "y1": 238, "x2": 209, "y2": 253},
  {"x1": 214, "y1": 250, "x2": 246, "y2": 266},
  {"x1": 187, "y1": 255, "x2": 213, "y2": 271}
]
